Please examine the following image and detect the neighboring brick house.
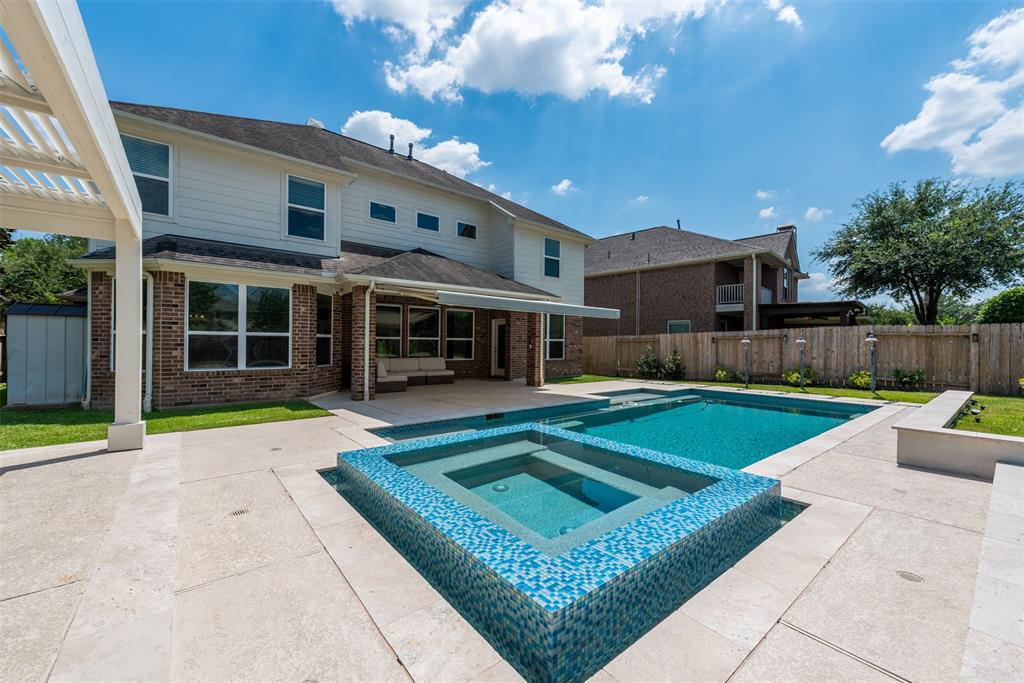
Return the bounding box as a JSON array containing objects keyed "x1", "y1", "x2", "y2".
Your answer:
[
  {"x1": 584, "y1": 225, "x2": 864, "y2": 336},
  {"x1": 74, "y1": 103, "x2": 615, "y2": 409}
]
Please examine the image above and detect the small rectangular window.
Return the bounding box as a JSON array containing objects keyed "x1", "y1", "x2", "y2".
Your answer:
[
  {"x1": 369, "y1": 201, "x2": 396, "y2": 223},
  {"x1": 456, "y1": 222, "x2": 477, "y2": 240},
  {"x1": 445, "y1": 309, "x2": 474, "y2": 360},
  {"x1": 544, "y1": 238, "x2": 561, "y2": 278},
  {"x1": 546, "y1": 314, "x2": 565, "y2": 360},
  {"x1": 416, "y1": 212, "x2": 440, "y2": 232},
  {"x1": 783, "y1": 267, "x2": 791, "y2": 301},
  {"x1": 121, "y1": 134, "x2": 170, "y2": 216},
  {"x1": 316, "y1": 293, "x2": 332, "y2": 366},
  {"x1": 376, "y1": 304, "x2": 402, "y2": 357},
  {"x1": 667, "y1": 320, "x2": 691, "y2": 334},
  {"x1": 287, "y1": 175, "x2": 325, "y2": 240},
  {"x1": 408, "y1": 306, "x2": 440, "y2": 357}
]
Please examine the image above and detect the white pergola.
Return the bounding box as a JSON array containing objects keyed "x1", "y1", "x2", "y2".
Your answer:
[{"x1": 1, "y1": 0, "x2": 145, "y2": 450}]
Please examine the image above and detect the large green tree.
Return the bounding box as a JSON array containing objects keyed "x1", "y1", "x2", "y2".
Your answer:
[
  {"x1": 0, "y1": 234, "x2": 88, "y2": 312},
  {"x1": 814, "y1": 178, "x2": 1024, "y2": 324}
]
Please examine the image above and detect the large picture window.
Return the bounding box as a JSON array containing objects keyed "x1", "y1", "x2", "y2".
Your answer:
[
  {"x1": 287, "y1": 175, "x2": 325, "y2": 240},
  {"x1": 544, "y1": 238, "x2": 561, "y2": 278},
  {"x1": 121, "y1": 134, "x2": 170, "y2": 216},
  {"x1": 408, "y1": 306, "x2": 440, "y2": 357},
  {"x1": 546, "y1": 314, "x2": 565, "y2": 360},
  {"x1": 376, "y1": 305, "x2": 402, "y2": 357},
  {"x1": 316, "y1": 293, "x2": 332, "y2": 366},
  {"x1": 445, "y1": 309, "x2": 474, "y2": 360},
  {"x1": 186, "y1": 281, "x2": 290, "y2": 370}
]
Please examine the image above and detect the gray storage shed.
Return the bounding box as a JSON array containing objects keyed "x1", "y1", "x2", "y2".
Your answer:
[{"x1": 4, "y1": 303, "x2": 87, "y2": 406}]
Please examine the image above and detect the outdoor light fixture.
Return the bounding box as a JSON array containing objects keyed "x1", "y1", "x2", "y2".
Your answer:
[
  {"x1": 865, "y1": 331, "x2": 878, "y2": 392},
  {"x1": 741, "y1": 337, "x2": 751, "y2": 389},
  {"x1": 796, "y1": 336, "x2": 807, "y2": 389}
]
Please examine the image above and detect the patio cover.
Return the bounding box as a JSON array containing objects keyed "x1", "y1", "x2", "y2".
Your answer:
[{"x1": 436, "y1": 291, "x2": 620, "y2": 319}]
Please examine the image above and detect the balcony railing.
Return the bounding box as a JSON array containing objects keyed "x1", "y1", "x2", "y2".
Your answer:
[{"x1": 716, "y1": 284, "x2": 775, "y2": 306}]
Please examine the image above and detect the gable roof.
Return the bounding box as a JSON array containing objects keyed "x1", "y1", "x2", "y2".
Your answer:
[
  {"x1": 735, "y1": 230, "x2": 798, "y2": 268},
  {"x1": 586, "y1": 226, "x2": 799, "y2": 276},
  {"x1": 110, "y1": 101, "x2": 591, "y2": 242}
]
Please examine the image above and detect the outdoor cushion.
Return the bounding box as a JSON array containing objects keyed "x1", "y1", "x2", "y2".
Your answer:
[
  {"x1": 377, "y1": 361, "x2": 388, "y2": 378},
  {"x1": 402, "y1": 370, "x2": 428, "y2": 378},
  {"x1": 377, "y1": 375, "x2": 406, "y2": 385},
  {"x1": 426, "y1": 370, "x2": 455, "y2": 378},
  {"x1": 389, "y1": 358, "x2": 420, "y2": 374},
  {"x1": 417, "y1": 357, "x2": 446, "y2": 371}
]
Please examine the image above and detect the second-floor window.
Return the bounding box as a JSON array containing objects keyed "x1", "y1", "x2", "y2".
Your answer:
[
  {"x1": 456, "y1": 222, "x2": 477, "y2": 239},
  {"x1": 370, "y1": 201, "x2": 396, "y2": 223},
  {"x1": 121, "y1": 134, "x2": 170, "y2": 216},
  {"x1": 416, "y1": 212, "x2": 440, "y2": 232},
  {"x1": 287, "y1": 175, "x2": 325, "y2": 241},
  {"x1": 544, "y1": 238, "x2": 561, "y2": 278},
  {"x1": 783, "y1": 267, "x2": 791, "y2": 301}
]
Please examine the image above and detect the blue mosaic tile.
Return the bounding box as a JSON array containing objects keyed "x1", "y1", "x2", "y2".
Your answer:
[{"x1": 326, "y1": 423, "x2": 782, "y2": 683}]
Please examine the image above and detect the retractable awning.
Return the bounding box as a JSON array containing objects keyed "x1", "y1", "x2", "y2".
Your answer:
[{"x1": 436, "y1": 291, "x2": 619, "y2": 319}]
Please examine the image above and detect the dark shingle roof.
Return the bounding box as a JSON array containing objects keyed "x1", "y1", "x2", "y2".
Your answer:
[
  {"x1": 80, "y1": 235, "x2": 551, "y2": 297},
  {"x1": 735, "y1": 231, "x2": 795, "y2": 265},
  {"x1": 110, "y1": 101, "x2": 591, "y2": 241},
  {"x1": 586, "y1": 226, "x2": 798, "y2": 276}
]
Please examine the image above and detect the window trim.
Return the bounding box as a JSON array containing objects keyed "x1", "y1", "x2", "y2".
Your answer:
[
  {"x1": 455, "y1": 220, "x2": 478, "y2": 240},
  {"x1": 121, "y1": 133, "x2": 173, "y2": 218},
  {"x1": 407, "y1": 305, "x2": 441, "y2": 358},
  {"x1": 375, "y1": 304, "x2": 403, "y2": 358},
  {"x1": 315, "y1": 292, "x2": 333, "y2": 367},
  {"x1": 783, "y1": 267, "x2": 791, "y2": 301},
  {"x1": 666, "y1": 320, "x2": 692, "y2": 334},
  {"x1": 543, "y1": 237, "x2": 561, "y2": 279},
  {"x1": 546, "y1": 313, "x2": 565, "y2": 361},
  {"x1": 184, "y1": 279, "x2": 292, "y2": 372},
  {"x1": 368, "y1": 199, "x2": 398, "y2": 225},
  {"x1": 415, "y1": 210, "x2": 441, "y2": 233},
  {"x1": 445, "y1": 308, "x2": 474, "y2": 361},
  {"x1": 284, "y1": 174, "x2": 327, "y2": 243}
]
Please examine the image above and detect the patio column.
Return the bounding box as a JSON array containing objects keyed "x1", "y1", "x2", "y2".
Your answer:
[
  {"x1": 351, "y1": 285, "x2": 376, "y2": 401},
  {"x1": 107, "y1": 219, "x2": 146, "y2": 450},
  {"x1": 526, "y1": 312, "x2": 544, "y2": 387}
]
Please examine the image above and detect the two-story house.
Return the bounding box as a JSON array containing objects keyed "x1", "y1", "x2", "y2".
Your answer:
[
  {"x1": 74, "y1": 102, "x2": 616, "y2": 409},
  {"x1": 584, "y1": 225, "x2": 864, "y2": 336}
]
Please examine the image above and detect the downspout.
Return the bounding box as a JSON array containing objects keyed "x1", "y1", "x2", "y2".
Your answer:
[
  {"x1": 363, "y1": 281, "x2": 376, "y2": 401},
  {"x1": 144, "y1": 272, "x2": 154, "y2": 412},
  {"x1": 751, "y1": 254, "x2": 759, "y2": 332},
  {"x1": 82, "y1": 274, "x2": 92, "y2": 409}
]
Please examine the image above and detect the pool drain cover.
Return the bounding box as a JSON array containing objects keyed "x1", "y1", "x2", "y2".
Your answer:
[
  {"x1": 897, "y1": 570, "x2": 923, "y2": 583},
  {"x1": 492, "y1": 483, "x2": 510, "y2": 493}
]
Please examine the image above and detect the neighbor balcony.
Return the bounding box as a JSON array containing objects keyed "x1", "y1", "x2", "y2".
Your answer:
[{"x1": 715, "y1": 284, "x2": 773, "y2": 312}]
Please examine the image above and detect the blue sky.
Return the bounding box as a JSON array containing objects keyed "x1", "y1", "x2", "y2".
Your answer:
[{"x1": 77, "y1": 0, "x2": 1024, "y2": 302}]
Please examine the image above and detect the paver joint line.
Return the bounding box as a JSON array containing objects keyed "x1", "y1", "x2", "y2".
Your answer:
[{"x1": 778, "y1": 621, "x2": 911, "y2": 682}]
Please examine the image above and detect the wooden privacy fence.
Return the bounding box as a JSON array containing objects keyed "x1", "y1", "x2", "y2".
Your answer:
[{"x1": 583, "y1": 324, "x2": 1023, "y2": 396}]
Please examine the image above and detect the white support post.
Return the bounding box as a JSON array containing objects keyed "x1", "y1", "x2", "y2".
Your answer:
[{"x1": 107, "y1": 219, "x2": 146, "y2": 450}]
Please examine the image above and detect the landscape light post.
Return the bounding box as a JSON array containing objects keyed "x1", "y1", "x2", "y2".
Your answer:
[
  {"x1": 796, "y1": 336, "x2": 807, "y2": 389},
  {"x1": 742, "y1": 337, "x2": 751, "y2": 389},
  {"x1": 865, "y1": 331, "x2": 878, "y2": 393}
]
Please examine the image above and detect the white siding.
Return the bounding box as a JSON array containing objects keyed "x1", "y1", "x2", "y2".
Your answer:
[
  {"x1": 513, "y1": 224, "x2": 585, "y2": 304},
  {"x1": 490, "y1": 207, "x2": 516, "y2": 278}
]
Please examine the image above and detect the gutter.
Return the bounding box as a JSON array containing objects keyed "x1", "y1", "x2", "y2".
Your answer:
[{"x1": 585, "y1": 249, "x2": 776, "y2": 279}]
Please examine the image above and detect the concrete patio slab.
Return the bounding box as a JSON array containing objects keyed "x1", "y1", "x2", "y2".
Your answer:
[
  {"x1": 679, "y1": 567, "x2": 793, "y2": 649},
  {"x1": 730, "y1": 624, "x2": 893, "y2": 682},
  {"x1": 0, "y1": 582, "x2": 82, "y2": 683}
]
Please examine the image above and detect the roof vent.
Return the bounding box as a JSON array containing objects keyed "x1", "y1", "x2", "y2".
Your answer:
[
  {"x1": 388, "y1": 134, "x2": 395, "y2": 154},
  {"x1": 777, "y1": 224, "x2": 796, "y2": 233},
  {"x1": 407, "y1": 143, "x2": 414, "y2": 160},
  {"x1": 630, "y1": 232, "x2": 635, "y2": 241},
  {"x1": 305, "y1": 117, "x2": 325, "y2": 129},
  {"x1": 676, "y1": 219, "x2": 681, "y2": 230}
]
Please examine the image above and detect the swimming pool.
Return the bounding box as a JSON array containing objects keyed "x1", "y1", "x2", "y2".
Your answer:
[{"x1": 372, "y1": 388, "x2": 875, "y2": 470}]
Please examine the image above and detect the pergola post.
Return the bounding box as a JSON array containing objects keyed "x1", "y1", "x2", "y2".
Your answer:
[{"x1": 107, "y1": 220, "x2": 145, "y2": 450}]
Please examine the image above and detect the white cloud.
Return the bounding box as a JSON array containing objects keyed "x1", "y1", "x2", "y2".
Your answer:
[
  {"x1": 630, "y1": 194, "x2": 649, "y2": 204},
  {"x1": 341, "y1": 110, "x2": 490, "y2": 178},
  {"x1": 881, "y1": 8, "x2": 1024, "y2": 176},
  {"x1": 801, "y1": 272, "x2": 837, "y2": 300},
  {"x1": 765, "y1": 0, "x2": 802, "y2": 30},
  {"x1": 804, "y1": 206, "x2": 832, "y2": 222},
  {"x1": 378, "y1": 0, "x2": 711, "y2": 103},
  {"x1": 330, "y1": 0, "x2": 470, "y2": 58},
  {"x1": 484, "y1": 182, "x2": 514, "y2": 200},
  {"x1": 755, "y1": 188, "x2": 775, "y2": 200},
  {"x1": 758, "y1": 206, "x2": 777, "y2": 219},
  {"x1": 551, "y1": 178, "x2": 575, "y2": 195}
]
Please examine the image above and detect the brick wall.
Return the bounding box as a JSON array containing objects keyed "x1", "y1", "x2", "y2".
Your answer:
[
  {"x1": 89, "y1": 271, "x2": 115, "y2": 407},
  {"x1": 526, "y1": 312, "x2": 544, "y2": 386},
  {"x1": 350, "y1": 285, "x2": 375, "y2": 400},
  {"x1": 584, "y1": 272, "x2": 634, "y2": 336}
]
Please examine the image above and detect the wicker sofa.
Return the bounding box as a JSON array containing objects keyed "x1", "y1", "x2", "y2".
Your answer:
[{"x1": 376, "y1": 357, "x2": 455, "y2": 392}]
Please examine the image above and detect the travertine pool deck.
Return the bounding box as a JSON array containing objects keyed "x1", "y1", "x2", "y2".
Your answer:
[{"x1": 1, "y1": 379, "x2": 1012, "y2": 682}]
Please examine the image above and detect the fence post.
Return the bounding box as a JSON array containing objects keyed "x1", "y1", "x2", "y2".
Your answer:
[{"x1": 969, "y1": 323, "x2": 980, "y2": 392}]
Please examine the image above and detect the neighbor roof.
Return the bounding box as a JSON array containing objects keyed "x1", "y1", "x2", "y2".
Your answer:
[
  {"x1": 586, "y1": 226, "x2": 798, "y2": 276},
  {"x1": 78, "y1": 235, "x2": 552, "y2": 297},
  {"x1": 110, "y1": 102, "x2": 591, "y2": 241}
]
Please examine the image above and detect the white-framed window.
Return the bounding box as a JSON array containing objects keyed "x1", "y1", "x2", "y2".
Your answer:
[
  {"x1": 369, "y1": 200, "x2": 397, "y2": 224},
  {"x1": 544, "y1": 238, "x2": 561, "y2": 278},
  {"x1": 546, "y1": 313, "x2": 565, "y2": 360},
  {"x1": 783, "y1": 267, "x2": 791, "y2": 301},
  {"x1": 445, "y1": 309, "x2": 474, "y2": 360},
  {"x1": 121, "y1": 134, "x2": 170, "y2": 216},
  {"x1": 186, "y1": 281, "x2": 291, "y2": 370},
  {"x1": 376, "y1": 304, "x2": 402, "y2": 357},
  {"x1": 456, "y1": 221, "x2": 477, "y2": 240},
  {"x1": 667, "y1": 320, "x2": 691, "y2": 334},
  {"x1": 109, "y1": 279, "x2": 149, "y2": 372},
  {"x1": 286, "y1": 175, "x2": 325, "y2": 241},
  {"x1": 408, "y1": 306, "x2": 440, "y2": 357},
  {"x1": 316, "y1": 293, "x2": 332, "y2": 366},
  {"x1": 416, "y1": 211, "x2": 440, "y2": 232}
]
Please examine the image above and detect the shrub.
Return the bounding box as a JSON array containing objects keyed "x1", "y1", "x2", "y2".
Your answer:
[
  {"x1": 892, "y1": 368, "x2": 927, "y2": 386},
  {"x1": 714, "y1": 367, "x2": 734, "y2": 382},
  {"x1": 635, "y1": 347, "x2": 662, "y2": 379},
  {"x1": 662, "y1": 349, "x2": 684, "y2": 380},
  {"x1": 976, "y1": 287, "x2": 1024, "y2": 324},
  {"x1": 782, "y1": 366, "x2": 817, "y2": 386},
  {"x1": 848, "y1": 370, "x2": 872, "y2": 389}
]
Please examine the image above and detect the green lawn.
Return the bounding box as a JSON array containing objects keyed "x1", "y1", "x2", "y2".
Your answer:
[
  {"x1": 0, "y1": 395, "x2": 331, "y2": 450},
  {"x1": 546, "y1": 374, "x2": 939, "y2": 404},
  {"x1": 954, "y1": 395, "x2": 1024, "y2": 437}
]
